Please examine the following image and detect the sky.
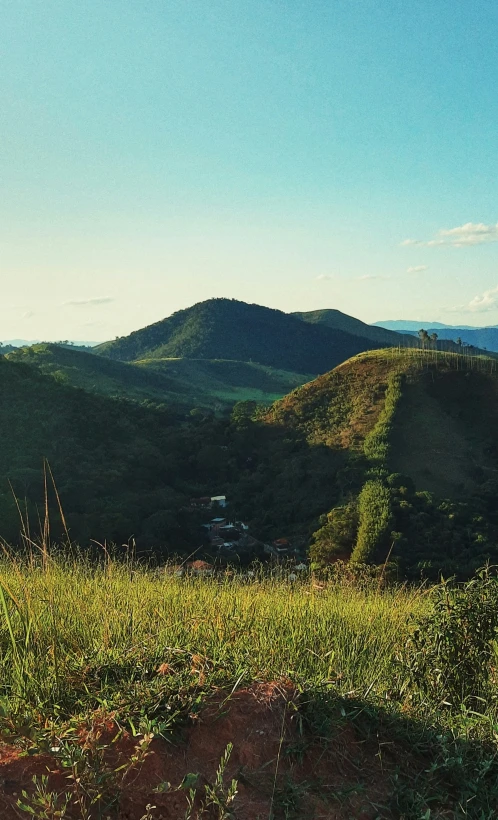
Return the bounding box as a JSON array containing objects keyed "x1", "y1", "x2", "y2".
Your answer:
[{"x1": 1, "y1": 0, "x2": 498, "y2": 341}]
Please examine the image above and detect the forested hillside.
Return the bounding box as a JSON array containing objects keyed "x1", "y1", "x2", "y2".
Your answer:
[
  {"x1": 95, "y1": 298, "x2": 379, "y2": 372},
  {"x1": 0, "y1": 356, "x2": 235, "y2": 549},
  {"x1": 3, "y1": 347, "x2": 498, "y2": 579},
  {"x1": 294, "y1": 308, "x2": 416, "y2": 346}
]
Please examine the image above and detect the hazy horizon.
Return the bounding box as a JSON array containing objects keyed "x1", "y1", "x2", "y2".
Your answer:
[{"x1": 3, "y1": 297, "x2": 498, "y2": 347}]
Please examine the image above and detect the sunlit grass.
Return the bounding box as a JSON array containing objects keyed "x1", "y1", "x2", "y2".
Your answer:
[{"x1": 0, "y1": 554, "x2": 425, "y2": 720}]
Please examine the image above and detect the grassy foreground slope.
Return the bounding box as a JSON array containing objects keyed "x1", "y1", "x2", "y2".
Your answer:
[
  {"x1": 6, "y1": 344, "x2": 309, "y2": 408},
  {"x1": 95, "y1": 298, "x2": 379, "y2": 373},
  {"x1": 1, "y1": 557, "x2": 498, "y2": 818}
]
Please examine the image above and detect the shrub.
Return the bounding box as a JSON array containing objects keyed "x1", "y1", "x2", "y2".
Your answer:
[
  {"x1": 363, "y1": 373, "x2": 402, "y2": 466},
  {"x1": 400, "y1": 569, "x2": 498, "y2": 711},
  {"x1": 309, "y1": 502, "x2": 358, "y2": 565},
  {"x1": 351, "y1": 480, "x2": 393, "y2": 564}
]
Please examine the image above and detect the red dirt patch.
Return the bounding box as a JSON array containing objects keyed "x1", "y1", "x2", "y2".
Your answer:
[{"x1": 0, "y1": 684, "x2": 397, "y2": 819}]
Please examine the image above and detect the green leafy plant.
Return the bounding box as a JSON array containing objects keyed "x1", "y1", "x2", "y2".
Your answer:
[
  {"x1": 17, "y1": 776, "x2": 72, "y2": 820},
  {"x1": 204, "y1": 743, "x2": 238, "y2": 819},
  {"x1": 179, "y1": 745, "x2": 238, "y2": 820},
  {"x1": 400, "y1": 568, "x2": 498, "y2": 711}
]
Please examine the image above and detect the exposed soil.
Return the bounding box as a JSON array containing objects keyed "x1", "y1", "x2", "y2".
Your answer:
[{"x1": 0, "y1": 683, "x2": 403, "y2": 819}]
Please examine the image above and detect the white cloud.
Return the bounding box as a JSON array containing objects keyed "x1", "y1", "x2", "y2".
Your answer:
[
  {"x1": 63, "y1": 297, "x2": 114, "y2": 307},
  {"x1": 315, "y1": 274, "x2": 334, "y2": 281},
  {"x1": 401, "y1": 222, "x2": 498, "y2": 248},
  {"x1": 406, "y1": 265, "x2": 428, "y2": 273},
  {"x1": 22, "y1": 311, "x2": 35, "y2": 320},
  {"x1": 468, "y1": 285, "x2": 498, "y2": 313},
  {"x1": 448, "y1": 285, "x2": 498, "y2": 314}
]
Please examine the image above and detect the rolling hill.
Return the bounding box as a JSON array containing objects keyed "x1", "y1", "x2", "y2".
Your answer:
[
  {"x1": 134, "y1": 357, "x2": 311, "y2": 406},
  {"x1": 293, "y1": 308, "x2": 417, "y2": 346},
  {"x1": 94, "y1": 298, "x2": 380, "y2": 373},
  {"x1": 2, "y1": 344, "x2": 498, "y2": 578},
  {"x1": 233, "y1": 348, "x2": 498, "y2": 578},
  {"x1": 6, "y1": 343, "x2": 311, "y2": 409},
  {"x1": 5, "y1": 344, "x2": 194, "y2": 407}
]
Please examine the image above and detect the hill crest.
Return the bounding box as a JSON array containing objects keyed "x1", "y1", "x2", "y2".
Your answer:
[{"x1": 95, "y1": 298, "x2": 380, "y2": 374}]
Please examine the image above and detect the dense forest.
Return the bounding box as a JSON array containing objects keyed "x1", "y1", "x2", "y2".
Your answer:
[{"x1": 94, "y1": 298, "x2": 380, "y2": 371}]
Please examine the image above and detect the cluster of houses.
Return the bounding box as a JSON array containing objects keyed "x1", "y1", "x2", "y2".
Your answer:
[
  {"x1": 202, "y1": 515, "x2": 254, "y2": 556},
  {"x1": 190, "y1": 494, "x2": 296, "y2": 561}
]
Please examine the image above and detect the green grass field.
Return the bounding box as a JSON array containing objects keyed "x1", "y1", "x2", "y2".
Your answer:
[
  {"x1": 1, "y1": 553, "x2": 498, "y2": 817},
  {"x1": 0, "y1": 555, "x2": 422, "y2": 715}
]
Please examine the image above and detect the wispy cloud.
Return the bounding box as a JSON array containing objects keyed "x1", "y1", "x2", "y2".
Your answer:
[
  {"x1": 401, "y1": 222, "x2": 498, "y2": 248},
  {"x1": 22, "y1": 311, "x2": 35, "y2": 320},
  {"x1": 406, "y1": 265, "x2": 428, "y2": 274},
  {"x1": 449, "y1": 285, "x2": 498, "y2": 314},
  {"x1": 63, "y1": 297, "x2": 114, "y2": 307},
  {"x1": 315, "y1": 274, "x2": 334, "y2": 281}
]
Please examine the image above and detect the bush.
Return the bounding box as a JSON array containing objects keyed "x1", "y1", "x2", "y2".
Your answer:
[
  {"x1": 309, "y1": 502, "x2": 358, "y2": 565},
  {"x1": 400, "y1": 569, "x2": 498, "y2": 711}
]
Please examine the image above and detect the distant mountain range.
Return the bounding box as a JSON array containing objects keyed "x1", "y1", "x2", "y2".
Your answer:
[
  {"x1": 0, "y1": 339, "x2": 99, "y2": 348},
  {"x1": 373, "y1": 320, "x2": 490, "y2": 331},
  {"x1": 373, "y1": 321, "x2": 498, "y2": 352}
]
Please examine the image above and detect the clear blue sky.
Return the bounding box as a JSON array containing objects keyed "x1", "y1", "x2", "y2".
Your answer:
[{"x1": 1, "y1": 0, "x2": 498, "y2": 340}]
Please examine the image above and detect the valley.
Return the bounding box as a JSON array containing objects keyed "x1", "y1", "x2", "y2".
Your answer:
[
  {"x1": 2, "y1": 300, "x2": 498, "y2": 580},
  {"x1": 2, "y1": 300, "x2": 498, "y2": 819}
]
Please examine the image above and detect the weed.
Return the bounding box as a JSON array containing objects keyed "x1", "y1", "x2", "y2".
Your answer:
[
  {"x1": 203, "y1": 743, "x2": 238, "y2": 818},
  {"x1": 400, "y1": 568, "x2": 498, "y2": 711},
  {"x1": 179, "y1": 745, "x2": 238, "y2": 819},
  {"x1": 17, "y1": 776, "x2": 72, "y2": 820}
]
